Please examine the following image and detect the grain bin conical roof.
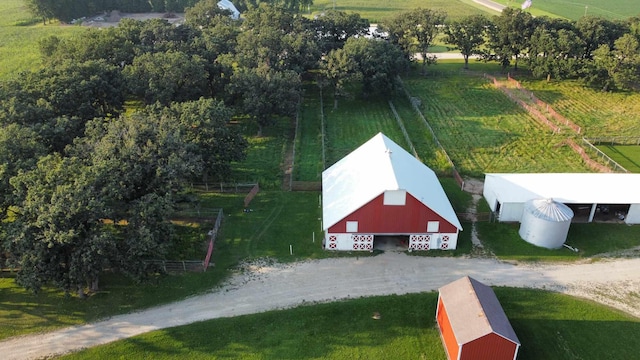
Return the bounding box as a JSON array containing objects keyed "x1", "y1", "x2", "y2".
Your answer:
[{"x1": 524, "y1": 198, "x2": 573, "y2": 221}]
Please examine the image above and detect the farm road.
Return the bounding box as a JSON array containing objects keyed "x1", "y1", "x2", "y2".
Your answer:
[{"x1": 2, "y1": 253, "x2": 640, "y2": 359}]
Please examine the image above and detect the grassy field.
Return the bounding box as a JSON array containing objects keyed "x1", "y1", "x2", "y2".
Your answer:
[
  {"x1": 309, "y1": 0, "x2": 496, "y2": 23},
  {"x1": 401, "y1": 62, "x2": 592, "y2": 177},
  {"x1": 491, "y1": 0, "x2": 639, "y2": 20},
  {"x1": 518, "y1": 78, "x2": 640, "y2": 138},
  {"x1": 598, "y1": 145, "x2": 640, "y2": 173},
  {"x1": 59, "y1": 288, "x2": 640, "y2": 360},
  {"x1": 0, "y1": 0, "x2": 82, "y2": 80}
]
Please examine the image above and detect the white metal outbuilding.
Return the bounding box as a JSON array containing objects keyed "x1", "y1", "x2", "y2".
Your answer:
[{"x1": 484, "y1": 173, "x2": 640, "y2": 224}]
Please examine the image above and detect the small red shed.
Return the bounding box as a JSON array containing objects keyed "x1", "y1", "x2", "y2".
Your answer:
[
  {"x1": 436, "y1": 276, "x2": 520, "y2": 360},
  {"x1": 322, "y1": 133, "x2": 462, "y2": 251}
]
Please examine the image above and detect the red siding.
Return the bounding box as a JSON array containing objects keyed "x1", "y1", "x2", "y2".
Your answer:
[
  {"x1": 328, "y1": 192, "x2": 458, "y2": 234},
  {"x1": 436, "y1": 298, "x2": 459, "y2": 360},
  {"x1": 460, "y1": 333, "x2": 518, "y2": 360}
]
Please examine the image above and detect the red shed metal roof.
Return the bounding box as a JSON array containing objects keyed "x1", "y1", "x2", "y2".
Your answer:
[
  {"x1": 438, "y1": 276, "x2": 520, "y2": 346},
  {"x1": 322, "y1": 133, "x2": 462, "y2": 231}
]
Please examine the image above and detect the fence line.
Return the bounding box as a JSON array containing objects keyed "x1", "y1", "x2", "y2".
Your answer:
[
  {"x1": 190, "y1": 182, "x2": 258, "y2": 193},
  {"x1": 203, "y1": 208, "x2": 224, "y2": 271},
  {"x1": 388, "y1": 100, "x2": 420, "y2": 160},
  {"x1": 507, "y1": 74, "x2": 581, "y2": 134},
  {"x1": 562, "y1": 139, "x2": 613, "y2": 173},
  {"x1": 581, "y1": 138, "x2": 629, "y2": 173},
  {"x1": 320, "y1": 86, "x2": 327, "y2": 170},
  {"x1": 588, "y1": 136, "x2": 640, "y2": 146},
  {"x1": 398, "y1": 77, "x2": 465, "y2": 190}
]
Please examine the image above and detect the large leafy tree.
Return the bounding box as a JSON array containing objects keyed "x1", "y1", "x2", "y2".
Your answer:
[
  {"x1": 312, "y1": 10, "x2": 370, "y2": 54},
  {"x1": 8, "y1": 155, "x2": 112, "y2": 296},
  {"x1": 576, "y1": 16, "x2": 628, "y2": 60},
  {"x1": 589, "y1": 34, "x2": 640, "y2": 91},
  {"x1": 235, "y1": 4, "x2": 319, "y2": 73},
  {"x1": 147, "y1": 98, "x2": 248, "y2": 182},
  {"x1": 229, "y1": 66, "x2": 301, "y2": 136},
  {"x1": 444, "y1": 14, "x2": 490, "y2": 69},
  {"x1": 486, "y1": 8, "x2": 535, "y2": 70},
  {"x1": 384, "y1": 8, "x2": 446, "y2": 74},
  {"x1": 124, "y1": 50, "x2": 208, "y2": 105},
  {"x1": 321, "y1": 45, "x2": 359, "y2": 109},
  {"x1": 527, "y1": 17, "x2": 584, "y2": 80},
  {"x1": 338, "y1": 37, "x2": 408, "y2": 97}
]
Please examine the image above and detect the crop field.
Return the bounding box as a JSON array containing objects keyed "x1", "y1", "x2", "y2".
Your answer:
[
  {"x1": 491, "y1": 0, "x2": 639, "y2": 20},
  {"x1": 518, "y1": 79, "x2": 640, "y2": 138},
  {"x1": 310, "y1": 0, "x2": 493, "y2": 23},
  {"x1": 0, "y1": 0, "x2": 82, "y2": 80},
  {"x1": 400, "y1": 63, "x2": 592, "y2": 176}
]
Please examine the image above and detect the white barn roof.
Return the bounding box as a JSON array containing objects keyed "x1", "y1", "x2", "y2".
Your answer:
[
  {"x1": 322, "y1": 133, "x2": 462, "y2": 231},
  {"x1": 485, "y1": 173, "x2": 640, "y2": 204}
]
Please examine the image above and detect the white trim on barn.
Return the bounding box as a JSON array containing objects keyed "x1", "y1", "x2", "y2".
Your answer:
[{"x1": 484, "y1": 173, "x2": 640, "y2": 224}]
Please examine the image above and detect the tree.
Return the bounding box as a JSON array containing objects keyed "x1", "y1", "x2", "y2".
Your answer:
[
  {"x1": 590, "y1": 34, "x2": 640, "y2": 91},
  {"x1": 24, "y1": 0, "x2": 55, "y2": 25},
  {"x1": 124, "y1": 51, "x2": 208, "y2": 105},
  {"x1": 148, "y1": 98, "x2": 248, "y2": 182},
  {"x1": 8, "y1": 154, "x2": 112, "y2": 296},
  {"x1": 576, "y1": 16, "x2": 628, "y2": 60},
  {"x1": 384, "y1": 8, "x2": 447, "y2": 74},
  {"x1": 312, "y1": 10, "x2": 370, "y2": 54},
  {"x1": 444, "y1": 14, "x2": 490, "y2": 69},
  {"x1": 235, "y1": 4, "x2": 319, "y2": 73},
  {"x1": 337, "y1": 37, "x2": 408, "y2": 97},
  {"x1": 527, "y1": 17, "x2": 584, "y2": 80},
  {"x1": 486, "y1": 8, "x2": 535, "y2": 70},
  {"x1": 321, "y1": 46, "x2": 359, "y2": 108},
  {"x1": 229, "y1": 66, "x2": 301, "y2": 136},
  {"x1": 185, "y1": 0, "x2": 235, "y2": 28},
  {"x1": 0, "y1": 124, "x2": 46, "y2": 221}
]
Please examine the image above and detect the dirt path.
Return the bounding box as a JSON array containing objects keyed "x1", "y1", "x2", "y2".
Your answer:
[{"x1": 2, "y1": 254, "x2": 640, "y2": 359}]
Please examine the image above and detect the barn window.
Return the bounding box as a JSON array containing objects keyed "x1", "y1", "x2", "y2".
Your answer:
[
  {"x1": 383, "y1": 190, "x2": 406, "y2": 205},
  {"x1": 346, "y1": 221, "x2": 358, "y2": 232},
  {"x1": 427, "y1": 221, "x2": 440, "y2": 232}
]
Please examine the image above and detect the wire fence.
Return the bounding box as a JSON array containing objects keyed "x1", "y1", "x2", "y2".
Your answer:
[
  {"x1": 581, "y1": 138, "x2": 629, "y2": 173},
  {"x1": 587, "y1": 136, "x2": 640, "y2": 146}
]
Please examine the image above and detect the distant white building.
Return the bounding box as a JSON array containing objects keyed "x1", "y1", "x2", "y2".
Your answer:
[{"x1": 217, "y1": 0, "x2": 240, "y2": 20}]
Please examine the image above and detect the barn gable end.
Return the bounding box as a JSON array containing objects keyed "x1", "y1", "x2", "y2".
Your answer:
[{"x1": 322, "y1": 133, "x2": 462, "y2": 251}]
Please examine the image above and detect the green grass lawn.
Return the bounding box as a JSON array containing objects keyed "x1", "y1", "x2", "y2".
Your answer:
[
  {"x1": 478, "y1": 221, "x2": 640, "y2": 261},
  {"x1": 596, "y1": 145, "x2": 640, "y2": 173},
  {"x1": 59, "y1": 288, "x2": 640, "y2": 360},
  {"x1": 491, "y1": 0, "x2": 638, "y2": 20},
  {"x1": 0, "y1": 0, "x2": 82, "y2": 80}
]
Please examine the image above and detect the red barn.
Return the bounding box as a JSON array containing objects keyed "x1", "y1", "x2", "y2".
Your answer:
[
  {"x1": 322, "y1": 133, "x2": 462, "y2": 251},
  {"x1": 436, "y1": 276, "x2": 521, "y2": 360}
]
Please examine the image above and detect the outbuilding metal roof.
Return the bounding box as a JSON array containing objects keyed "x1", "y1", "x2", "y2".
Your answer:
[
  {"x1": 322, "y1": 133, "x2": 462, "y2": 231},
  {"x1": 439, "y1": 276, "x2": 520, "y2": 346},
  {"x1": 485, "y1": 173, "x2": 640, "y2": 204}
]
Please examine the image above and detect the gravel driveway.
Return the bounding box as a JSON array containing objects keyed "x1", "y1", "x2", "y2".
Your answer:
[{"x1": 2, "y1": 253, "x2": 640, "y2": 359}]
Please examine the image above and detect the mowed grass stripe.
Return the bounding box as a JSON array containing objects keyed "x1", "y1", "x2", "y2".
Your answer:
[
  {"x1": 295, "y1": 84, "x2": 324, "y2": 182},
  {"x1": 324, "y1": 94, "x2": 407, "y2": 166}
]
